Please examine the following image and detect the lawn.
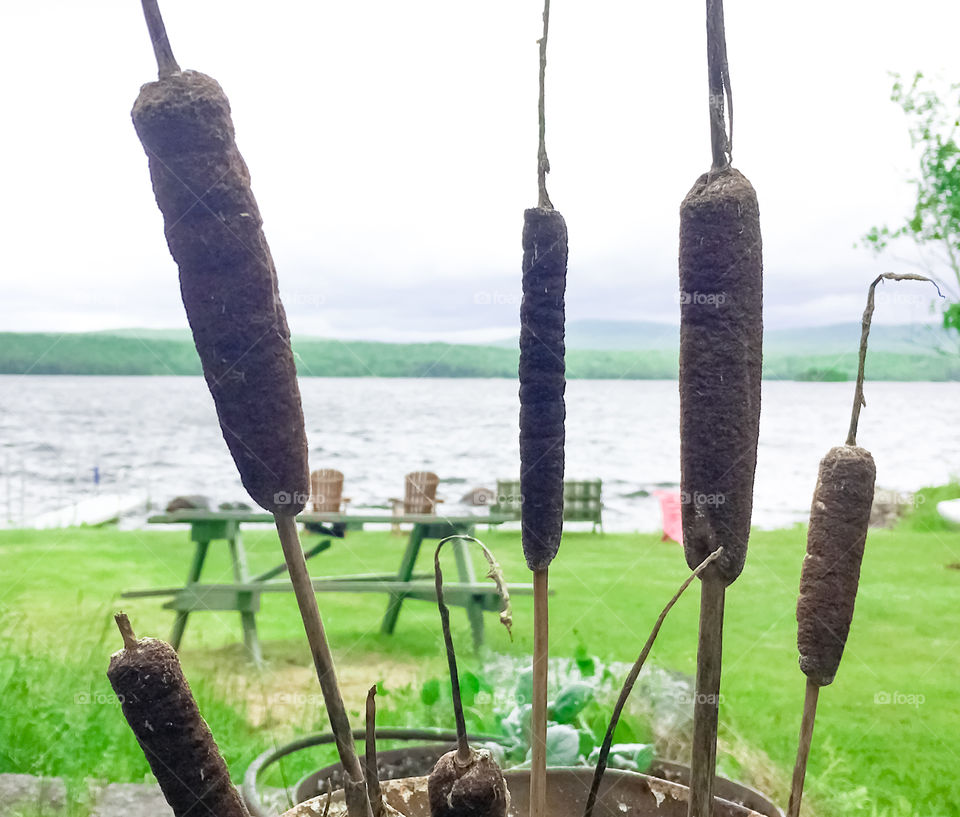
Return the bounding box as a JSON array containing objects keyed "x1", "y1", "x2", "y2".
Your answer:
[{"x1": 1, "y1": 516, "x2": 959, "y2": 816}]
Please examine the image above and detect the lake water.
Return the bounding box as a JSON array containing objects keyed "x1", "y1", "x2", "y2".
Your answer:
[{"x1": 0, "y1": 376, "x2": 957, "y2": 531}]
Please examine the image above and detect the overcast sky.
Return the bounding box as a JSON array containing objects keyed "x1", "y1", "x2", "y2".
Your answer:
[{"x1": 1, "y1": 1, "x2": 959, "y2": 343}]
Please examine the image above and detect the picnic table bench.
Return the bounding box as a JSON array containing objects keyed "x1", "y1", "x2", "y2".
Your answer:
[
  {"x1": 124, "y1": 510, "x2": 529, "y2": 663},
  {"x1": 490, "y1": 478, "x2": 604, "y2": 532}
]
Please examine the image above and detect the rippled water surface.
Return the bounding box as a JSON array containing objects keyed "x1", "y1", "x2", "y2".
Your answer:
[{"x1": 1, "y1": 376, "x2": 957, "y2": 530}]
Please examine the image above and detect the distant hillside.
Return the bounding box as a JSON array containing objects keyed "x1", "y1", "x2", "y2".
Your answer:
[
  {"x1": 496, "y1": 319, "x2": 956, "y2": 355},
  {"x1": 91, "y1": 320, "x2": 958, "y2": 356},
  {"x1": 1, "y1": 330, "x2": 958, "y2": 380},
  {"x1": 764, "y1": 322, "x2": 955, "y2": 356},
  {"x1": 89, "y1": 328, "x2": 193, "y2": 342}
]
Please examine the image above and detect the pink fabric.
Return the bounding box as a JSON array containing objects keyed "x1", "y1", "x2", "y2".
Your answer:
[{"x1": 655, "y1": 490, "x2": 683, "y2": 545}]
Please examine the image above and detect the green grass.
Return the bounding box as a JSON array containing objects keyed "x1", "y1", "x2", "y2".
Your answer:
[
  {"x1": 897, "y1": 481, "x2": 960, "y2": 533},
  {"x1": 2, "y1": 523, "x2": 960, "y2": 816}
]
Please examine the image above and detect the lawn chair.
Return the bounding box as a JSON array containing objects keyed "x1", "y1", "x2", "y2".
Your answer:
[
  {"x1": 309, "y1": 468, "x2": 350, "y2": 513},
  {"x1": 390, "y1": 471, "x2": 444, "y2": 533},
  {"x1": 306, "y1": 468, "x2": 350, "y2": 537}
]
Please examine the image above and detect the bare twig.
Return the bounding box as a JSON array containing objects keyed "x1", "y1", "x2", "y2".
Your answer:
[
  {"x1": 322, "y1": 779, "x2": 333, "y2": 817},
  {"x1": 139, "y1": 0, "x2": 180, "y2": 79},
  {"x1": 114, "y1": 613, "x2": 139, "y2": 651},
  {"x1": 537, "y1": 0, "x2": 553, "y2": 209},
  {"x1": 583, "y1": 548, "x2": 723, "y2": 817},
  {"x1": 847, "y1": 272, "x2": 944, "y2": 445},
  {"x1": 706, "y1": 0, "x2": 732, "y2": 170}
]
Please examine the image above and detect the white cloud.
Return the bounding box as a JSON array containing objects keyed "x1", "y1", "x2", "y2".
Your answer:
[{"x1": 1, "y1": 0, "x2": 957, "y2": 341}]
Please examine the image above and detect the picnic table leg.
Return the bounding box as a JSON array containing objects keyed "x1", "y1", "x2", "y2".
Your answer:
[
  {"x1": 381, "y1": 523, "x2": 426, "y2": 635},
  {"x1": 228, "y1": 531, "x2": 262, "y2": 665},
  {"x1": 170, "y1": 539, "x2": 209, "y2": 651},
  {"x1": 452, "y1": 536, "x2": 485, "y2": 649}
]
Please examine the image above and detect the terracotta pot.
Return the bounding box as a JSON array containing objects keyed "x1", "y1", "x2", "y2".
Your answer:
[
  {"x1": 281, "y1": 768, "x2": 773, "y2": 817},
  {"x1": 294, "y1": 748, "x2": 783, "y2": 817},
  {"x1": 649, "y1": 761, "x2": 783, "y2": 817}
]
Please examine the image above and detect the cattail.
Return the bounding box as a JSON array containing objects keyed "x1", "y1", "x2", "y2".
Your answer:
[
  {"x1": 682, "y1": 4, "x2": 763, "y2": 816},
  {"x1": 519, "y1": 4, "x2": 566, "y2": 817},
  {"x1": 786, "y1": 272, "x2": 942, "y2": 817},
  {"x1": 519, "y1": 206, "x2": 567, "y2": 572},
  {"x1": 679, "y1": 168, "x2": 763, "y2": 584},
  {"x1": 131, "y1": 13, "x2": 307, "y2": 517},
  {"x1": 795, "y1": 272, "x2": 941, "y2": 687},
  {"x1": 107, "y1": 615, "x2": 249, "y2": 817},
  {"x1": 132, "y1": 7, "x2": 369, "y2": 816},
  {"x1": 796, "y1": 445, "x2": 876, "y2": 686}
]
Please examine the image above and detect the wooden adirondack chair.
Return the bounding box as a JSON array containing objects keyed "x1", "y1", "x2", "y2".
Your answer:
[
  {"x1": 390, "y1": 471, "x2": 444, "y2": 532},
  {"x1": 309, "y1": 468, "x2": 350, "y2": 513}
]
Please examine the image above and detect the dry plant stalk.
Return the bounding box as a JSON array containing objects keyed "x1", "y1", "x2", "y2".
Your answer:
[
  {"x1": 132, "y1": 4, "x2": 368, "y2": 815},
  {"x1": 680, "y1": 3, "x2": 763, "y2": 815},
  {"x1": 520, "y1": 3, "x2": 567, "y2": 815},
  {"x1": 787, "y1": 273, "x2": 942, "y2": 817}
]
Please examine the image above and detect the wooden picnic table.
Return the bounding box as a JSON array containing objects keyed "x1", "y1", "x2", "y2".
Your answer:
[{"x1": 124, "y1": 510, "x2": 527, "y2": 663}]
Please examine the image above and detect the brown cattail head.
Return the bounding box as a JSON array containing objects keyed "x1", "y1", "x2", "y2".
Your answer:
[
  {"x1": 428, "y1": 749, "x2": 509, "y2": 817},
  {"x1": 519, "y1": 207, "x2": 567, "y2": 572},
  {"x1": 797, "y1": 444, "x2": 876, "y2": 686},
  {"x1": 107, "y1": 630, "x2": 249, "y2": 817},
  {"x1": 132, "y1": 71, "x2": 308, "y2": 516},
  {"x1": 679, "y1": 168, "x2": 763, "y2": 585}
]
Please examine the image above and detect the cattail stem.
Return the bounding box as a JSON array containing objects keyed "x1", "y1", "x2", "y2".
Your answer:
[
  {"x1": 434, "y1": 535, "x2": 512, "y2": 764},
  {"x1": 365, "y1": 686, "x2": 383, "y2": 817},
  {"x1": 786, "y1": 679, "x2": 820, "y2": 817},
  {"x1": 115, "y1": 613, "x2": 139, "y2": 651},
  {"x1": 846, "y1": 272, "x2": 943, "y2": 446},
  {"x1": 537, "y1": 0, "x2": 553, "y2": 209},
  {"x1": 139, "y1": 0, "x2": 180, "y2": 79},
  {"x1": 321, "y1": 780, "x2": 334, "y2": 817},
  {"x1": 687, "y1": 574, "x2": 726, "y2": 817},
  {"x1": 530, "y1": 569, "x2": 550, "y2": 817},
  {"x1": 275, "y1": 514, "x2": 372, "y2": 817},
  {"x1": 583, "y1": 548, "x2": 723, "y2": 817},
  {"x1": 435, "y1": 556, "x2": 470, "y2": 762},
  {"x1": 705, "y1": 0, "x2": 732, "y2": 170}
]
